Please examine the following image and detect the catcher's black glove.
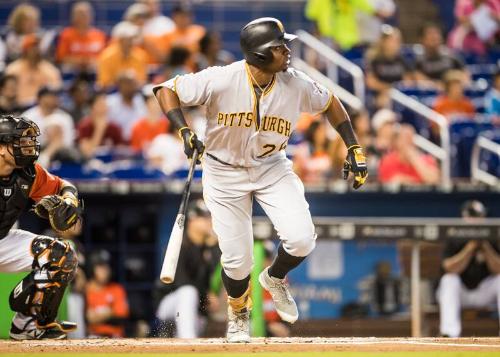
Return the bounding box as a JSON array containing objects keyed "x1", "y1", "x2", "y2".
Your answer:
[
  {"x1": 343, "y1": 144, "x2": 368, "y2": 189},
  {"x1": 179, "y1": 127, "x2": 205, "y2": 164},
  {"x1": 34, "y1": 195, "x2": 83, "y2": 232}
]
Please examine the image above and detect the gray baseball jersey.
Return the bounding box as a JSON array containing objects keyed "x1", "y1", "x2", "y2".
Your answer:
[{"x1": 153, "y1": 60, "x2": 332, "y2": 167}]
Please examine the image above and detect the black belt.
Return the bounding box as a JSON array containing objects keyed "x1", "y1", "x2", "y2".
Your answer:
[{"x1": 206, "y1": 153, "x2": 245, "y2": 168}]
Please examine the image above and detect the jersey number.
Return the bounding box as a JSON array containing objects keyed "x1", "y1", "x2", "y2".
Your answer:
[{"x1": 257, "y1": 140, "x2": 288, "y2": 158}]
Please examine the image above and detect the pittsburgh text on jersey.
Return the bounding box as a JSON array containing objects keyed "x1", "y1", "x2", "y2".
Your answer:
[{"x1": 217, "y1": 112, "x2": 291, "y2": 137}]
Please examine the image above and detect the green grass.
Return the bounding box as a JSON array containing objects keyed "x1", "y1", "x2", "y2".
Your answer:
[{"x1": 2, "y1": 353, "x2": 500, "y2": 357}]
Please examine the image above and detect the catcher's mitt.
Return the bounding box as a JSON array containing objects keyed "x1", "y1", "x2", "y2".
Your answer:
[{"x1": 34, "y1": 195, "x2": 82, "y2": 232}]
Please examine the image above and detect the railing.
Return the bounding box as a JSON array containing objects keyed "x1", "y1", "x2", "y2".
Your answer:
[
  {"x1": 471, "y1": 135, "x2": 500, "y2": 186},
  {"x1": 294, "y1": 30, "x2": 365, "y2": 104},
  {"x1": 292, "y1": 29, "x2": 451, "y2": 187}
]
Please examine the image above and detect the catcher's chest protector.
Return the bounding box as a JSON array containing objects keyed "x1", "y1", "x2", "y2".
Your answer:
[{"x1": 0, "y1": 165, "x2": 35, "y2": 239}]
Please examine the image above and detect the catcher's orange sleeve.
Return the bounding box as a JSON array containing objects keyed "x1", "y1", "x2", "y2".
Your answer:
[{"x1": 29, "y1": 164, "x2": 63, "y2": 202}]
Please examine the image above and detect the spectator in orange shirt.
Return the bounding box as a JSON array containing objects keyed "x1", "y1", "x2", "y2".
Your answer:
[
  {"x1": 5, "y1": 35, "x2": 62, "y2": 107},
  {"x1": 86, "y1": 250, "x2": 129, "y2": 338},
  {"x1": 433, "y1": 70, "x2": 475, "y2": 122},
  {"x1": 97, "y1": 21, "x2": 148, "y2": 89},
  {"x1": 130, "y1": 85, "x2": 169, "y2": 152},
  {"x1": 379, "y1": 124, "x2": 440, "y2": 185},
  {"x1": 77, "y1": 92, "x2": 124, "y2": 159},
  {"x1": 56, "y1": 1, "x2": 107, "y2": 72},
  {"x1": 157, "y1": 5, "x2": 205, "y2": 63}
]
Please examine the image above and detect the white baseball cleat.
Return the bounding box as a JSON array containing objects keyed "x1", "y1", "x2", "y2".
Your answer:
[
  {"x1": 226, "y1": 307, "x2": 251, "y2": 343},
  {"x1": 259, "y1": 267, "x2": 298, "y2": 323}
]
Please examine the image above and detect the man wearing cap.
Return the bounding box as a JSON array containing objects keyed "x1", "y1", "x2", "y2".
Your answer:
[
  {"x1": 96, "y1": 21, "x2": 148, "y2": 89},
  {"x1": 153, "y1": 199, "x2": 220, "y2": 338},
  {"x1": 5, "y1": 34, "x2": 62, "y2": 107}
]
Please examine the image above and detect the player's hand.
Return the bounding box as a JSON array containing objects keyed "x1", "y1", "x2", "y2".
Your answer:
[
  {"x1": 33, "y1": 194, "x2": 83, "y2": 233},
  {"x1": 342, "y1": 145, "x2": 368, "y2": 189},
  {"x1": 179, "y1": 127, "x2": 205, "y2": 164}
]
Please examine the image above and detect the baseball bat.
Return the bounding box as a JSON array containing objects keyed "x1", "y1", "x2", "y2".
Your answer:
[{"x1": 160, "y1": 149, "x2": 198, "y2": 284}]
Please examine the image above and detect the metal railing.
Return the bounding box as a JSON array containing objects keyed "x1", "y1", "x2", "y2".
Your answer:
[
  {"x1": 292, "y1": 29, "x2": 451, "y2": 187},
  {"x1": 294, "y1": 30, "x2": 365, "y2": 104},
  {"x1": 471, "y1": 135, "x2": 500, "y2": 186}
]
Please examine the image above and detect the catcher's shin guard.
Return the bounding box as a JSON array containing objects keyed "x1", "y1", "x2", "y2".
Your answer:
[{"x1": 9, "y1": 236, "x2": 78, "y2": 330}]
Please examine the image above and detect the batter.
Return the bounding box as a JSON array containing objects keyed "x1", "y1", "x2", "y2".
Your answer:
[{"x1": 154, "y1": 17, "x2": 368, "y2": 342}]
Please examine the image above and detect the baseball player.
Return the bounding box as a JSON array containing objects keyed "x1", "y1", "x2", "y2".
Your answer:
[
  {"x1": 154, "y1": 17, "x2": 368, "y2": 342},
  {"x1": 0, "y1": 115, "x2": 82, "y2": 340}
]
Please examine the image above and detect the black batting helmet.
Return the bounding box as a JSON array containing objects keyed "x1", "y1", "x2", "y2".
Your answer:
[
  {"x1": 240, "y1": 17, "x2": 297, "y2": 68},
  {"x1": 0, "y1": 115, "x2": 40, "y2": 167},
  {"x1": 461, "y1": 200, "x2": 487, "y2": 218}
]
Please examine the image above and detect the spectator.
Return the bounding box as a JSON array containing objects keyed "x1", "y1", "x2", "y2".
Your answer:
[
  {"x1": 372, "y1": 108, "x2": 397, "y2": 156},
  {"x1": 448, "y1": 0, "x2": 500, "y2": 56},
  {"x1": 357, "y1": 0, "x2": 397, "y2": 46},
  {"x1": 5, "y1": 35, "x2": 62, "y2": 107},
  {"x1": 130, "y1": 85, "x2": 169, "y2": 153},
  {"x1": 22, "y1": 87, "x2": 76, "y2": 167},
  {"x1": 415, "y1": 23, "x2": 468, "y2": 88},
  {"x1": 86, "y1": 250, "x2": 129, "y2": 338},
  {"x1": 484, "y1": 70, "x2": 500, "y2": 119},
  {"x1": 196, "y1": 32, "x2": 234, "y2": 70},
  {"x1": 153, "y1": 46, "x2": 192, "y2": 84},
  {"x1": 139, "y1": 0, "x2": 175, "y2": 37},
  {"x1": 293, "y1": 118, "x2": 335, "y2": 183},
  {"x1": 0, "y1": 74, "x2": 23, "y2": 115},
  {"x1": 0, "y1": 3, "x2": 57, "y2": 68},
  {"x1": 154, "y1": 199, "x2": 220, "y2": 338},
  {"x1": 157, "y1": 5, "x2": 205, "y2": 60},
  {"x1": 378, "y1": 124, "x2": 440, "y2": 185},
  {"x1": 438, "y1": 200, "x2": 500, "y2": 337},
  {"x1": 97, "y1": 21, "x2": 148, "y2": 89},
  {"x1": 433, "y1": 70, "x2": 475, "y2": 122},
  {"x1": 56, "y1": 1, "x2": 107, "y2": 72},
  {"x1": 106, "y1": 71, "x2": 147, "y2": 141},
  {"x1": 77, "y1": 92, "x2": 124, "y2": 159},
  {"x1": 146, "y1": 123, "x2": 186, "y2": 175},
  {"x1": 365, "y1": 25, "x2": 413, "y2": 93},
  {"x1": 305, "y1": 0, "x2": 375, "y2": 50},
  {"x1": 63, "y1": 77, "x2": 93, "y2": 125}
]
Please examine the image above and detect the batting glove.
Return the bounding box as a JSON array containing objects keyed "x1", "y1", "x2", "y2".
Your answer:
[
  {"x1": 179, "y1": 127, "x2": 205, "y2": 164},
  {"x1": 343, "y1": 145, "x2": 368, "y2": 189}
]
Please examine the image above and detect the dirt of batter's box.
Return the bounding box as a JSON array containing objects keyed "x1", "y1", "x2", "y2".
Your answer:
[{"x1": 1, "y1": 337, "x2": 500, "y2": 353}]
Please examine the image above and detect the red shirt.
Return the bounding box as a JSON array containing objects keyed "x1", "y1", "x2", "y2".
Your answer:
[
  {"x1": 86, "y1": 282, "x2": 129, "y2": 337},
  {"x1": 379, "y1": 152, "x2": 437, "y2": 184},
  {"x1": 77, "y1": 117, "x2": 124, "y2": 146},
  {"x1": 29, "y1": 164, "x2": 63, "y2": 201},
  {"x1": 130, "y1": 117, "x2": 169, "y2": 152}
]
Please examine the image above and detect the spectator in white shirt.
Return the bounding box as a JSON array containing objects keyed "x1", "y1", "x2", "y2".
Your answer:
[
  {"x1": 106, "y1": 71, "x2": 147, "y2": 141},
  {"x1": 139, "y1": 0, "x2": 175, "y2": 37},
  {"x1": 22, "y1": 86, "x2": 76, "y2": 166}
]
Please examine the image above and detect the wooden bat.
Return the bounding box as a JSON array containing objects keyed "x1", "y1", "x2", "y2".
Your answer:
[{"x1": 160, "y1": 149, "x2": 198, "y2": 284}]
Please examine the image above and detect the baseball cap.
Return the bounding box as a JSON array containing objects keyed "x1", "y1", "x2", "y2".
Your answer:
[
  {"x1": 372, "y1": 109, "x2": 397, "y2": 132},
  {"x1": 37, "y1": 86, "x2": 62, "y2": 99},
  {"x1": 112, "y1": 21, "x2": 140, "y2": 39},
  {"x1": 124, "y1": 3, "x2": 150, "y2": 20}
]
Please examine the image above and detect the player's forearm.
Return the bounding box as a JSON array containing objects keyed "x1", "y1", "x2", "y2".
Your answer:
[
  {"x1": 482, "y1": 244, "x2": 500, "y2": 274},
  {"x1": 442, "y1": 248, "x2": 475, "y2": 274},
  {"x1": 155, "y1": 87, "x2": 190, "y2": 131},
  {"x1": 325, "y1": 96, "x2": 359, "y2": 148}
]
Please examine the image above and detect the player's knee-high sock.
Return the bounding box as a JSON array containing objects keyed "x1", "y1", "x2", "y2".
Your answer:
[
  {"x1": 221, "y1": 270, "x2": 252, "y2": 313},
  {"x1": 268, "y1": 243, "x2": 306, "y2": 279},
  {"x1": 221, "y1": 269, "x2": 250, "y2": 298}
]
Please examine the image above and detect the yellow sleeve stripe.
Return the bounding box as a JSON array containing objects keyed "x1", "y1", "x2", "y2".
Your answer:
[{"x1": 318, "y1": 94, "x2": 334, "y2": 114}]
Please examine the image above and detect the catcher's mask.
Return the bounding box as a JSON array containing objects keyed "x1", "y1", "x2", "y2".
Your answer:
[{"x1": 0, "y1": 115, "x2": 40, "y2": 167}]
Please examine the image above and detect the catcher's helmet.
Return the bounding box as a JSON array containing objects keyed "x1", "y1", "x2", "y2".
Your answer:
[
  {"x1": 240, "y1": 17, "x2": 297, "y2": 68},
  {"x1": 0, "y1": 115, "x2": 40, "y2": 167}
]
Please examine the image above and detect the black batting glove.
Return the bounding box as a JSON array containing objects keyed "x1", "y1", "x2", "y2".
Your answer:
[
  {"x1": 179, "y1": 127, "x2": 205, "y2": 164},
  {"x1": 342, "y1": 145, "x2": 368, "y2": 189}
]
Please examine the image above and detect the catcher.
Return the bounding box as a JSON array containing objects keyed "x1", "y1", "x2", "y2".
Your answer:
[{"x1": 0, "y1": 115, "x2": 82, "y2": 340}]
